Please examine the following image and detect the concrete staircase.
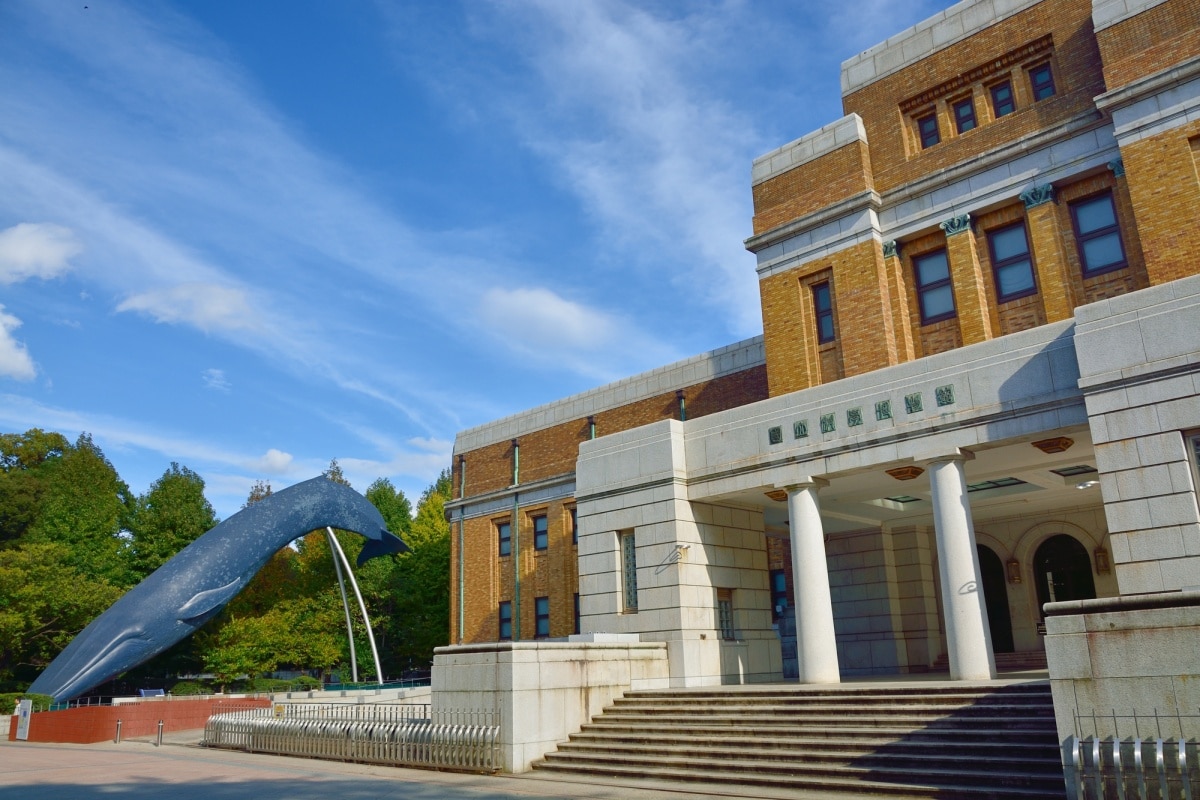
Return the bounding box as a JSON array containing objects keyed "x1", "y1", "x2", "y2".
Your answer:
[
  {"x1": 532, "y1": 682, "x2": 1064, "y2": 798},
  {"x1": 931, "y1": 649, "x2": 1049, "y2": 673}
]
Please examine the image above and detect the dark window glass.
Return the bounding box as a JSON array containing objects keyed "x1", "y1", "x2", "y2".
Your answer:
[
  {"x1": 570, "y1": 507, "x2": 577, "y2": 545},
  {"x1": 770, "y1": 569, "x2": 788, "y2": 620},
  {"x1": 1029, "y1": 63, "x2": 1056, "y2": 101},
  {"x1": 914, "y1": 250, "x2": 955, "y2": 323},
  {"x1": 953, "y1": 98, "x2": 976, "y2": 133},
  {"x1": 990, "y1": 81, "x2": 1015, "y2": 118},
  {"x1": 497, "y1": 521, "x2": 511, "y2": 557},
  {"x1": 812, "y1": 281, "x2": 834, "y2": 343},
  {"x1": 533, "y1": 515, "x2": 548, "y2": 550},
  {"x1": 498, "y1": 601, "x2": 512, "y2": 640},
  {"x1": 535, "y1": 596, "x2": 550, "y2": 638},
  {"x1": 917, "y1": 113, "x2": 939, "y2": 148},
  {"x1": 1071, "y1": 193, "x2": 1127, "y2": 276},
  {"x1": 573, "y1": 593, "x2": 580, "y2": 635},
  {"x1": 988, "y1": 222, "x2": 1037, "y2": 301}
]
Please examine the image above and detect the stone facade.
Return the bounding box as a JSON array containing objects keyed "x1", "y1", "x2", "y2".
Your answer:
[{"x1": 442, "y1": 0, "x2": 1200, "y2": 770}]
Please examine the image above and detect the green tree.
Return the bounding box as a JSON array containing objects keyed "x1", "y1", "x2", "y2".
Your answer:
[
  {"x1": 0, "y1": 429, "x2": 70, "y2": 546},
  {"x1": 244, "y1": 479, "x2": 272, "y2": 507},
  {"x1": 26, "y1": 434, "x2": 135, "y2": 586},
  {"x1": 0, "y1": 541, "x2": 124, "y2": 685},
  {"x1": 365, "y1": 477, "x2": 412, "y2": 538},
  {"x1": 386, "y1": 469, "x2": 451, "y2": 670},
  {"x1": 128, "y1": 463, "x2": 218, "y2": 579}
]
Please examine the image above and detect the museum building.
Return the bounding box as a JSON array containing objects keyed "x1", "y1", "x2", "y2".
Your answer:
[{"x1": 445, "y1": 0, "x2": 1200, "y2": 694}]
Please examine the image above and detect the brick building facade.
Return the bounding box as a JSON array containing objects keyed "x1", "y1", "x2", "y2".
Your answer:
[{"x1": 447, "y1": 0, "x2": 1200, "y2": 696}]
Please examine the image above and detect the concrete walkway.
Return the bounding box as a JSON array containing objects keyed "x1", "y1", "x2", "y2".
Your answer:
[{"x1": 1, "y1": 736, "x2": 879, "y2": 800}]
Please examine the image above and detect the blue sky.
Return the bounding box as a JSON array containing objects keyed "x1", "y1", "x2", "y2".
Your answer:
[{"x1": 0, "y1": 0, "x2": 946, "y2": 520}]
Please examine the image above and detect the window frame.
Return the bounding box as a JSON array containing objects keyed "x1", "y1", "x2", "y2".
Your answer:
[
  {"x1": 497, "y1": 520, "x2": 511, "y2": 557},
  {"x1": 917, "y1": 112, "x2": 940, "y2": 149},
  {"x1": 953, "y1": 96, "x2": 977, "y2": 134},
  {"x1": 987, "y1": 220, "x2": 1038, "y2": 303},
  {"x1": 1186, "y1": 432, "x2": 1200, "y2": 510},
  {"x1": 620, "y1": 530, "x2": 638, "y2": 613},
  {"x1": 716, "y1": 589, "x2": 736, "y2": 641},
  {"x1": 812, "y1": 281, "x2": 835, "y2": 344},
  {"x1": 1029, "y1": 62, "x2": 1056, "y2": 101},
  {"x1": 532, "y1": 513, "x2": 548, "y2": 551},
  {"x1": 534, "y1": 596, "x2": 550, "y2": 639},
  {"x1": 989, "y1": 80, "x2": 1015, "y2": 118},
  {"x1": 573, "y1": 592, "x2": 580, "y2": 635},
  {"x1": 913, "y1": 249, "x2": 957, "y2": 325},
  {"x1": 1070, "y1": 191, "x2": 1128, "y2": 278},
  {"x1": 570, "y1": 507, "x2": 578, "y2": 545},
  {"x1": 498, "y1": 600, "x2": 512, "y2": 641}
]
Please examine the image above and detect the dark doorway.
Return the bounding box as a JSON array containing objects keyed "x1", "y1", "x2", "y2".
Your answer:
[
  {"x1": 1034, "y1": 534, "x2": 1096, "y2": 616},
  {"x1": 977, "y1": 545, "x2": 1014, "y2": 653}
]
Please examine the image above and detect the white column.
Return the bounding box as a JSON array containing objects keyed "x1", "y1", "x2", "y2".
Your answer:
[
  {"x1": 927, "y1": 453, "x2": 996, "y2": 681},
  {"x1": 785, "y1": 478, "x2": 840, "y2": 684}
]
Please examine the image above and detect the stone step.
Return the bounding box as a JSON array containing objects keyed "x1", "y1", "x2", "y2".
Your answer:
[
  {"x1": 576, "y1": 721, "x2": 1057, "y2": 746},
  {"x1": 607, "y1": 700, "x2": 1056, "y2": 717},
  {"x1": 533, "y1": 757, "x2": 1066, "y2": 798},
  {"x1": 553, "y1": 738, "x2": 1063, "y2": 770},
  {"x1": 563, "y1": 729, "x2": 1061, "y2": 756},
  {"x1": 584, "y1": 711, "x2": 1056, "y2": 731}
]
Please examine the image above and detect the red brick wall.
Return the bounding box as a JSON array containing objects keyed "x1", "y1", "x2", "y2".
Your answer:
[{"x1": 8, "y1": 697, "x2": 270, "y2": 744}]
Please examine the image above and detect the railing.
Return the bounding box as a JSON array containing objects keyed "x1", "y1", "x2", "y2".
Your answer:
[
  {"x1": 202, "y1": 703, "x2": 499, "y2": 773},
  {"x1": 1065, "y1": 709, "x2": 1200, "y2": 799}
]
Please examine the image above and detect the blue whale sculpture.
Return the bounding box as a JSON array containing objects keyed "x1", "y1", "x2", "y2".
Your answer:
[{"x1": 28, "y1": 476, "x2": 409, "y2": 702}]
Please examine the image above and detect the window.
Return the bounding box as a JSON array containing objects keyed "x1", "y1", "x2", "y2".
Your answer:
[
  {"x1": 988, "y1": 222, "x2": 1037, "y2": 301},
  {"x1": 533, "y1": 514, "x2": 548, "y2": 551},
  {"x1": 812, "y1": 281, "x2": 835, "y2": 343},
  {"x1": 770, "y1": 569, "x2": 789, "y2": 620},
  {"x1": 917, "y1": 112, "x2": 940, "y2": 148},
  {"x1": 953, "y1": 97, "x2": 976, "y2": 133},
  {"x1": 573, "y1": 593, "x2": 580, "y2": 635},
  {"x1": 914, "y1": 250, "x2": 955, "y2": 324},
  {"x1": 535, "y1": 596, "x2": 550, "y2": 638},
  {"x1": 717, "y1": 589, "x2": 735, "y2": 640},
  {"x1": 1187, "y1": 432, "x2": 1200, "y2": 506},
  {"x1": 620, "y1": 530, "x2": 638, "y2": 612},
  {"x1": 497, "y1": 520, "x2": 511, "y2": 557},
  {"x1": 570, "y1": 507, "x2": 578, "y2": 545},
  {"x1": 1029, "y1": 63, "x2": 1056, "y2": 101},
  {"x1": 990, "y1": 81, "x2": 1015, "y2": 118},
  {"x1": 1071, "y1": 192, "x2": 1127, "y2": 276},
  {"x1": 498, "y1": 601, "x2": 512, "y2": 641}
]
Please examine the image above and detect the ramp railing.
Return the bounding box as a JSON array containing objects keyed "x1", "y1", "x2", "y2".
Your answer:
[
  {"x1": 1064, "y1": 709, "x2": 1199, "y2": 799},
  {"x1": 203, "y1": 703, "x2": 499, "y2": 773}
]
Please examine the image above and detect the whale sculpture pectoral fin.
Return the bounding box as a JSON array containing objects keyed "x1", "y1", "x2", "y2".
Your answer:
[
  {"x1": 356, "y1": 528, "x2": 410, "y2": 566},
  {"x1": 177, "y1": 577, "x2": 245, "y2": 623}
]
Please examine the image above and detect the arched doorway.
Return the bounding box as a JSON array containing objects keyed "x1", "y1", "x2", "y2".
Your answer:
[
  {"x1": 977, "y1": 545, "x2": 1014, "y2": 653},
  {"x1": 1033, "y1": 534, "x2": 1096, "y2": 615}
]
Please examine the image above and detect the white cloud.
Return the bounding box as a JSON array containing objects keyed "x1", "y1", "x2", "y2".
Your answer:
[
  {"x1": 247, "y1": 448, "x2": 293, "y2": 474},
  {"x1": 116, "y1": 283, "x2": 260, "y2": 334},
  {"x1": 0, "y1": 222, "x2": 81, "y2": 284},
  {"x1": 0, "y1": 306, "x2": 36, "y2": 380},
  {"x1": 202, "y1": 368, "x2": 230, "y2": 392}
]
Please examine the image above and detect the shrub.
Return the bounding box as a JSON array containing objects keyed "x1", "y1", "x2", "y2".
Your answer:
[{"x1": 169, "y1": 680, "x2": 210, "y2": 696}]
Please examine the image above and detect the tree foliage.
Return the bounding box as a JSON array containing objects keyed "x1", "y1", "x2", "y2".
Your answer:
[{"x1": 128, "y1": 463, "x2": 218, "y2": 579}]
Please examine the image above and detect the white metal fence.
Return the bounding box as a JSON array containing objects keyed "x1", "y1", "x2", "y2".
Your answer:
[
  {"x1": 203, "y1": 703, "x2": 499, "y2": 773},
  {"x1": 1065, "y1": 709, "x2": 1200, "y2": 799}
]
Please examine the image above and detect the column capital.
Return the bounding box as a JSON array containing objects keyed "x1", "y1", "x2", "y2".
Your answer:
[
  {"x1": 919, "y1": 448, "x2": 975, "y2": 467},
  {"x1": 939, "y1": 213, "x2": 972, "y2": 237},
  {"x1": 1019, "y1": 183, "x2": 1054, "y2": 208}
]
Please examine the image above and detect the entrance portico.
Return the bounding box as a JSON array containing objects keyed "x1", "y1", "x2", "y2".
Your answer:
[{"x1": 574, "y1": 317, "x2": 1118, "y2": 688}]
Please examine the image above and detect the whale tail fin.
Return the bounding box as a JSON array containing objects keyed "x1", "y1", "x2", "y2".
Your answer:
[{"x1": 357, "y1": 528, "x2": 410, "y2": 566}]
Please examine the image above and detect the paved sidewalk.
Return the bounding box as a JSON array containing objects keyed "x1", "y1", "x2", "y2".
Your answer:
[{"x1": 1, "y1": 737, "x2": 854, "y2": 800}]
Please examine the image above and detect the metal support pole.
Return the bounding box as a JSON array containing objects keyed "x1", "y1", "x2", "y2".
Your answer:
[
  {"x1": 326, "y1": 527, "x2": 384, "y2": 685},
  {"x1": 156, "y1": 719, "x2": 164, "y2": 747},
  {"x1": 327, "y1": 528, "x2": 359, "y2": 683}
]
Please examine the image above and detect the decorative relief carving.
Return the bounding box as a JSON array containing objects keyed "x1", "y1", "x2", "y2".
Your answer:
[
  {"x1": 768, "y1": 426, "x2": 783, "y2": 445},
  {"x1": 876, "y1": 400, "x2": 892, "y2": 421},
  {"x1": 1020, "y1": 184, "x2": 1054, "y2": 208},
  {"x1": 882, "y1": 240, "x2": 899, "y2": 259},
  {"x1": 904, "y1": 393, "x2": 923, "y2": 414},
  {"x1": 794, "y1": 420, "x2": 809, "y2": 439},
  {"x1": 820, "y1": 414, "x2": 836, "y2": 434},
  {"x1": 936, "y1": 385, "x2": 955, "y2": 406},
  {"x1": 847, "y1": 408, "x2": 863, "y2": 427},
  {"x1": 939, "y1": 214, "x2": 971, "y2": 237}
]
